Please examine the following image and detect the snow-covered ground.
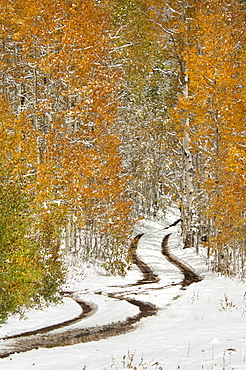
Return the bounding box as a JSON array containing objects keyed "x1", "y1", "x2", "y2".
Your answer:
[{"x1": 1, "y1": 208, "x2": 246, "y2": 369}]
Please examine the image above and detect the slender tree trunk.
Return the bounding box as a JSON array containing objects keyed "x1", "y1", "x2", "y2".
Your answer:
[{"x1": 181, "y1": 65, "x2": 194, "y2": 248}]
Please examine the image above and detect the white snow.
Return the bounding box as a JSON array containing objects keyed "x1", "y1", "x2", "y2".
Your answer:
[
  {"x1": 0, "y1": 207, "x2": 246, "y2": 369},
  {"x1": 0, "y1": 297, "x2": 81, "y2": 338}
]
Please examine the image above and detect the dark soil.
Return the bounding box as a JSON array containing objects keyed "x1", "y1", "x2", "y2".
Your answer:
[
  {"x1": 129, "y1": 234, "x2": 160, "y2": 284},
  {"x1": 1, "y1": 300, "x2": 96, "y2": 341},
  {"x1": 161, "y1": 234, "x2": 202, "y2": 288},
  {"x1": 0, "y1": 298, "x2": 157, "y2": 358}
]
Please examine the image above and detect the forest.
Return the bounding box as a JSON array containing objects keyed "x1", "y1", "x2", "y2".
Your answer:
[{"x1": 0, "y1": 0, "x2": 245, "y2": 324}]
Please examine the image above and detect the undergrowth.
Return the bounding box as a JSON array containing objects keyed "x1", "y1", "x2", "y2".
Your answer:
[
  {"x1": 219, "y1": 292, "x2": 246, "y2": 315},
  {"x1": 82, "y1": 351, "x2": 164, "y2": 369},
  {"x1": 109, "y1": 351, "x2": 164, "y2": 369}
]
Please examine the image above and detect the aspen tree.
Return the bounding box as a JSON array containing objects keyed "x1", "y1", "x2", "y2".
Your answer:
[
  {"x1": 111, "y1": 0, "x2": 176, "y2": 218},
  {"x1": 146, "y1": 0, "x2": 198, "y2": 246},
  {"x1": 0, "y1": 97, "x2": 65, "y2": 323},
  {"x1": 0, "y1": 0, "x2": 132, "y2": 277},
  {"x1": 183, "y1": 0, "x2": 246, "y2": 274}
]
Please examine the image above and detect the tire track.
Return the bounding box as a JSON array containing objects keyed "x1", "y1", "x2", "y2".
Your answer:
[
  {"x1": 0, "y1": 299, "x2": 157, "y2": 358},
  {"x1": 1, "y1": 300, "x2": 96, "y2": 341},
  {"x1": 129, "y1": 233, "x2": 160, "y2": 284},
  {"x1": 161, "y1": 233, "x2": 202, "y2": 287}
]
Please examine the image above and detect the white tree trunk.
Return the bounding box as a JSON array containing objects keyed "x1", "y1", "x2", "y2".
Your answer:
[{"x1": 181, "y1": 68, "x2": 194, "y2": 248}]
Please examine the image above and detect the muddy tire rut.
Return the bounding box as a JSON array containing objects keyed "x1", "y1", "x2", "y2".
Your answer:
[
  {"x1": 0, "y1": 222, "x2": 202, "y2": 358},
  {"x1": 161, "y1": 234, "x2": 202, "y2": 288}
]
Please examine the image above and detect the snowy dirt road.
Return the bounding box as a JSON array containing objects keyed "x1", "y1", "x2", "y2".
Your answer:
[
  {"x1": 0, "y1": 217, "x2": 201, "y2": 358},
  {"x1": 1, "y1": 210, "x2": 245, "y2": 370}
]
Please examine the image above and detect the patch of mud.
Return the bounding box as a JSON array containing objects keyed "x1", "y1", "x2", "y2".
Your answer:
[
  {"x1": 2, "y1": 300, "x2": 96, "y2": 341},
  {"x1": 129, "y1": 234, "x2": 160, "y2": 284},
  {"x1": 0, "y1": 298, "x2": 157, "y2": 357},
  {"x1": 161, "y1": 234, "x2": 202, "y2": 288}
]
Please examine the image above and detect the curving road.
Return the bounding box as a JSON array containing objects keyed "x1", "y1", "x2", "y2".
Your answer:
[{"x1": 0, "y1": 221, "x2": 202, "y2": 358}]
